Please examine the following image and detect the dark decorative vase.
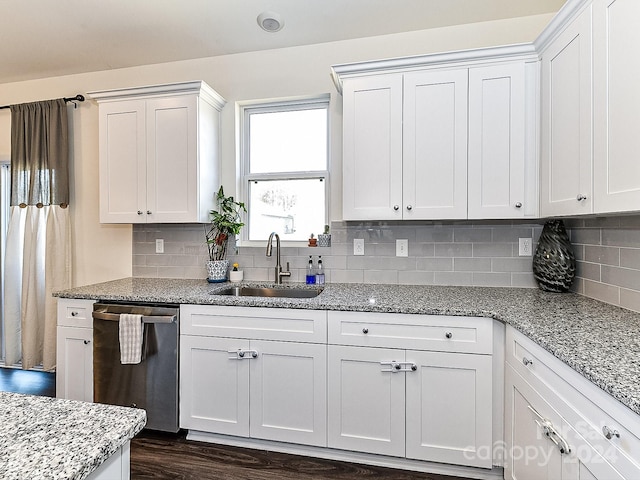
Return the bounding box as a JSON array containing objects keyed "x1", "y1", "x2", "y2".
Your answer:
[{"x1": 532, "y1": 220, "x2": 576, "y2": 292}]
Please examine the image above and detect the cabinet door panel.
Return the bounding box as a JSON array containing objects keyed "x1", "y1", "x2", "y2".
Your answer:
[
  {"x1": 98, "y1": 100, "x2": 146, "y2": 223},
  {"x1": 342, "y1": 75, "x2": 403, "y2": 220},
  {"x1": 540, "y1": 7, "x2": 593, "y2": 216},
  {"x1": 593, "y1": 0, "x2": 640, "y2": 213},
  {"x1": 146, "y1": 96, "x2": 198, "y2": 222},
  {"x1": 505, "y1": 365, "x2": 564, "y2": 480},
  {"x1": 179, "y1": 336, "x2": 250, "y2": 436},
  {"x1": 403, "y1": 69, "x2": 468, "y2": 219},
  {"x1": 468, "y1": 63, "x2": 526, "y2": 219},
  {"x1": 328, "y1": 345, "x2": 405, "y2": 457},
  {"x1": 56, "y1": 326, "x2": 93, "y2": 402},
  {"x1": 250, "y1": 341, "x2": 327, "y2": 447},
  {"x1": 406, "y1": 351, "x2": 492, "y2": 468}
]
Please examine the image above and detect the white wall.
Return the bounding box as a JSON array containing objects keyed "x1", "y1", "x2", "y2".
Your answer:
[{"x1": 0, "y1": 13, "x2": 554, "y2": 287}]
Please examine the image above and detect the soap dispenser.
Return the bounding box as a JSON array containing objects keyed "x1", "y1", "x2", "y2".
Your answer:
[
  {"x1": 316, "y1": 256, "x2": 325, "y2": 285},
  {"x1": 306, "y1": 255, "x2": 316, "y2": 284}
]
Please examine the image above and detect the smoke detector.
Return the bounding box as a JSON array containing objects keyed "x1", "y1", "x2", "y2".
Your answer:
[{"x1": 257, "y1": 11, "x2": 284, "y2": 33}]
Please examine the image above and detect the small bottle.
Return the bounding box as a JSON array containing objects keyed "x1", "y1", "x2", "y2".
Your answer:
[
  {"x1": 306, "y1": 255, "x2": 316, "y2": 284},
  {"x1": 316, "y1": 256, "x2": 325, "y2": 285}
]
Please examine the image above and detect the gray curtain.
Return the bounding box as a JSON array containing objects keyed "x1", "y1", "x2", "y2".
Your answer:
[
  {"x1": 10, "y1": 99, "x2": 69, "y2": 207},
  {"x1": 4, "y1": 99, "x2": 71, "y2": 370}
]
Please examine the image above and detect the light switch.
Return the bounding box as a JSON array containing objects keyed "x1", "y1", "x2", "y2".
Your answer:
[
  {"x1": 156, "y1": 239, "x2": 164, "y2": 254},
  {"x1": 396, "y1": 239, "x2": 408, "y2": 257},
  {"x1": 354, "y1": 239, "x2": 364, "y2": 256}
]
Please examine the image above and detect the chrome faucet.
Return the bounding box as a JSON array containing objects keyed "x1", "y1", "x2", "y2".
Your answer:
[{"x1": 266, "y1": 232, "x2": 291, "y2": 284}]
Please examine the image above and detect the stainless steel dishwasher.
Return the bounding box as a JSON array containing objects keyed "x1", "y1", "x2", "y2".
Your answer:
[{"x1": 92, "y1": 302, "x2": 179, "y2": 432}]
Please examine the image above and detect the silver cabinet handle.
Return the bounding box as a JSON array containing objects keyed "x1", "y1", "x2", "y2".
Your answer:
[
  {"x1": 381, "y1": 361, "x2": 417, "y2": 373},
  {"x1": 515, "y1": 202, "x2": 522, "y2": 208},
  {"x1": 528, "y1": 405, "x2": 571, "y2": 454},
  {"x1": 523, "y1": 357, "x2": 533, "y2": 367},
  {"x1": 362, "y1": 328, "x2": 369, "y2": 334},
  {"x1": 228, "y1": 349, "x2": 259, "y2": 360},
  {"x1": 83, "y1": 340, "x2": 90, "y2": 345},
  {"x1": 137, "y1": 211, "x2": 143, "y2": 215},
  {"x1": 393, "y1": 205, "x2": 399, "y2": 211},
  {"x1": 602, "y1": 425, "x2": 620, "y2": 440},
  {"x1": 445, "y1": 332, "x2": 452, "y2": 339},
  {"x1": 146, "y1": 210, "x2": 152, "y2": 215},
  {"x1": 577, "y1": 194, "x2": 587, "y2": 201},
  {"x1": 406, "y1": 205, "x2": 413, "y2": 211},
  {"x1": 71, "y1": 311, "x2": 78, "y2": 317}
]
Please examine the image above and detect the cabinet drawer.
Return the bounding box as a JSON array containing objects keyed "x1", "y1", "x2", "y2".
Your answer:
[
  {"x1": 506, "y1": 327, "x2": 640, "y2": 477},
  {"x1": 328, "y1": 311, "x2": 492, "y2": 354},
  {"x1": 57, "y1": 298, "x2": 95, "y2": 328},
  {"x1": 181, "y1": 305, "x2": 327, "y2": 343}
]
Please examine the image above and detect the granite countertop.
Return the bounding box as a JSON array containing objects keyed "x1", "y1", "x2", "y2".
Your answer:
[
  {"x1": 55, "y1": 277, "x2": 640, "y2": 416},
  {"x1": 0, "y1": 392, "x2": 145, "y2": 480}
]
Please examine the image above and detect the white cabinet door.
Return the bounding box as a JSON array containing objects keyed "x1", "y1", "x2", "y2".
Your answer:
[
  {"x1": 505, "y1": 365, "x2": 564, "y2": 480},
  {"x1": 56, "y1": 326, "x2": 93, "y2": 402},
  {"x1": 98, "y1": 99, "x2": 147, "y2": 223},
  {"x1": 250, "y1": 340, "x2": 327, "y2": 447},
  {"x1": 540, "y1": 7, "x2": 593, "y2": 216},
  {"x1": 593, "y1": 0, "x2": 640, "y2": 213},
  {"x1": 328, "y1": 345, "x2": 406, "y2": 457},
  {"x1": 145, "y1": 96, "x2": 199, "y2": 223},
  {"x1": 342, "y1": 74, "x2": 403, "y2": 220},
  {"x1": 403, "y1": 68, "x2": 468, "y2": 219},
  {"x1": 468, "y1": 62, "x2": 527, "y2": 219},
  {"x1": 405, "y1": 350, "x2": 493, "y2": 468},
  {"x1": 179, "y1": 335, "x2": 250, "y2": 436}
]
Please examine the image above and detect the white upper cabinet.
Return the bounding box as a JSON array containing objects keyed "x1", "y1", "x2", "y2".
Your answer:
[
  {"x1": 403, "y1": 68, "x2": 468, "y2": 219},
  {"x1": 89, "y1": 81, "x2": 226, "y2": 223},
  {"x1": 593, "y1": 0, "x2": 640, "y2": 213},
  {"x1": 539, "y1": 6, "x2": 593, "y2": 217},
  {"x1": 342, "y1": 74, "x2": 403, "y2": 220},
  {"x1": 334, "y1": 47, "x2": 538, "y2": 221},
  {"x1": 468, "y1": 62, "x2": 536, "y2": 218}
]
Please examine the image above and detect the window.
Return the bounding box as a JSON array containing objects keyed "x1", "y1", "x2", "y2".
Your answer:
[{"x1": 240, "y1": 96, "x2": 329, "y2": 243}]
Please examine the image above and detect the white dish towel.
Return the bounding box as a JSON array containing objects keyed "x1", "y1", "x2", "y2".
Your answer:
[{"x1": 119, "y1": 313, "x2": 144, "y2": 364}]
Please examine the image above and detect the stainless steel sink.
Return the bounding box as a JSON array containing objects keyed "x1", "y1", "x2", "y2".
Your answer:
[{"x1": 214, "y1": 286, "x2": 323, "y2": 298}]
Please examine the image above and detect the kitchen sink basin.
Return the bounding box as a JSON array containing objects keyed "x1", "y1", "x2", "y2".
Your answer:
[{"x1": 214, "y1": 286, "x2": 323, "y2": 299}]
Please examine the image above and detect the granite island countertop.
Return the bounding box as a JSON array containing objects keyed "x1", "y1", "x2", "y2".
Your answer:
[
  {"x1": 55, "y1": 277, "x2": 640, "y2": 417},
  {"x1": 0, "y1": 392, "x2": 145, "y2": 480}
]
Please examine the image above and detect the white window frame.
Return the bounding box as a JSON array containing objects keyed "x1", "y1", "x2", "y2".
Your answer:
[{"x1": 237, "y1": 95, "x2": 330, "y2": 246}]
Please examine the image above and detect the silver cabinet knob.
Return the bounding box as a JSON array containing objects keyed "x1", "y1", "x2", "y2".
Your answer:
[
  {"x1": 411, "y1": 365, "x2": 417, "y2": 371},
  {"x1": 602, "y1": 425, "x2": 620, "y2": 440},
  {"x1": 146, "y1": 210, "x2": 152, "y2": 215},
  {"x1": 71, "y1": 311, "x2": 78, "y2": 317},
  {"x1": 394, "y1": 363, "x2": 401, "y2": 371},
  {"x1": 238, "y1": 351, "x2": 245, "y2": 358},
  {"x1": 137, "y1": 211, "x2": 143, "y2": 215},
  {"x1": 522, "y1": 357, "x2": 533, "y2": 367},
  {"x1": 83, "y1": 340, "x2": 90, "y2": 345},
  {"x1": 445, "y1": 332, "x2": 452, "y2": 339},
  {"x1": 577, "y1": 194, "x2": 587, "y2": 201},
  {"x1": 252, "y1": 351, "x2": 258, "y2": 358},
  {"x1": 515, "y1": 202, "x2": 522, "y2": 208},
  {"x1": 393, "y1": 205, "x2": 399, "y2": 211},
  {"x1": 362, "y1": 328, "x2": 369, "y2": 334},
  {"x1": 406, "y1": 205, "x2": 413, "y2": 211}
]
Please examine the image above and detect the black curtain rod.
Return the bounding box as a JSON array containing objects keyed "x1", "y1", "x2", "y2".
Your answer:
[{"x1": 0, "y1": 94, "x2": 85, "y2": 110}]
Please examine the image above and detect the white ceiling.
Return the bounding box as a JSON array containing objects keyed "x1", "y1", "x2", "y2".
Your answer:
[{"x1": 0, "y1": 0, "x2": 566, "y2": 84}]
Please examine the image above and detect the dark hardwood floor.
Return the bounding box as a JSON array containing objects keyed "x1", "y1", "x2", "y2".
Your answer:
[
  {"x1": 131, "y1": 430, "x2": 472, "y2": 480},
  {"x1": 0, "y1": 366, "x2": 55, "y2": 397}
]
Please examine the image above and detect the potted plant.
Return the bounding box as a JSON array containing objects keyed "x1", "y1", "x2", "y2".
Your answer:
[{"x1": 205, "y1": 186, "x2": 246, "y2": 282}]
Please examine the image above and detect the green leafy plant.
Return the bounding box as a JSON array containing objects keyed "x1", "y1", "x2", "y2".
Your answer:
[{"x1": 205, "y1": 186, "x2": 247, "y2": 261}]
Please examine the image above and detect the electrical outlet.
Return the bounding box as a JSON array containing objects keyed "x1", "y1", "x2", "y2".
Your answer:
[
  {"x1": 519, "y1": 238, "x2": 532, "y2": 257},
  {"x1": 156, "y1": 239, "x2": 164, "y2": 254},
  {"x1": 354, "y1": 238, "x2": 365, "y2": 256},
  {"x1": 396, "y1": 239, "x2": 408, "y2": 257}
]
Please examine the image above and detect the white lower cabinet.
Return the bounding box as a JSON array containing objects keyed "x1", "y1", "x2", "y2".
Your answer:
[
  {"x1": 327, "y1": 311, "x2": 494, "y2": 469},
  {"x1": 505, "y1": 326, "x2": 640, "y2": 480},
  {"x1": 56, "y1": 298, "x2": 95, "y2": 402},
  {"x1": 179, "y1": 306, "x2": 327, "y2": 447}
]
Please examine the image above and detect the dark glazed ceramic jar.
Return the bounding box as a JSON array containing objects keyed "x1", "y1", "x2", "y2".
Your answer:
[{"x1": 532, "y1": 219, "x2": 576, "y2": 292}]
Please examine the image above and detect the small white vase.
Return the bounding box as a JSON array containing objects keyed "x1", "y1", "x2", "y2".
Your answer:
[
  {"x1": 207, "y1": 260, "x2": 229, "y2": 283},
  {"x1": 229, "y1": 270, "x2": 243, "y2": 283}
]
